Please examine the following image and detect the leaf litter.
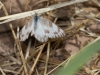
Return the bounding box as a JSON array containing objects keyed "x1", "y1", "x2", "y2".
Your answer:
[{"x1": 0, "y1": 0, "x2": 100, "y2": 75}]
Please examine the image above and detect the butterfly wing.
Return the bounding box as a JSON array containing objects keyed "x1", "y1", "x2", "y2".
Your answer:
[
  {"x1": 20, "y1": 18, "x2": 34, "y2": 41},
  {"x1": 33, "y1": 16, "x2": 65, "y2": 42},
  {"x1": 39, "y1": 17, "x2": 65, "y2": 38},
  {"x1": 20, "y1": 15, "x2": 65, "y2": 42},
  {"x1": 31, "y1": 18, "x2": 48, "y2": 42}
]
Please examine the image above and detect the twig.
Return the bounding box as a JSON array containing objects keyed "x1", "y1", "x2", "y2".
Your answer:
[{"x1": 0, "y1": 0, "x2": 88, "y2": 24}]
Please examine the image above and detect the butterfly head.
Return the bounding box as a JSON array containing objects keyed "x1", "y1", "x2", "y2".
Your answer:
[
  {"x1": 34, "y1": 12, "x2": 38, "y2": 16},
  {"x1": 34, "y1": 13, "x2": 38, "y2": 18}
]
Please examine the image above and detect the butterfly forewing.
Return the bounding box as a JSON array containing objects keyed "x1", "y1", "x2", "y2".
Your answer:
[
  {"x1": 33, "y1": 17, "x2": 48, "y2": 42},
  {"x1": 39, "y1": 17, "x2": 65, "y2": 38},
  {"x1": 20, "y1": 17, "x2": 34, "y2": 41}
]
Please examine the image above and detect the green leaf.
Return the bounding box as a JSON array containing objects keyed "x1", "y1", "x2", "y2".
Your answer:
[{"x1": 56, "y1": 37, "x2": 100, "y2": 75}]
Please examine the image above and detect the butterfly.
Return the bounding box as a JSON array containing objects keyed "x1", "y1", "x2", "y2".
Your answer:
[{"x1": 20, "y1": 13, "x2": 65, "y2": 42}]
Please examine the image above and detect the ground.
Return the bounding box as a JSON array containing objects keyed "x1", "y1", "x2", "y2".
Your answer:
[{"x1": 0, "y1": 0, "x2": 100, "y2": 75}]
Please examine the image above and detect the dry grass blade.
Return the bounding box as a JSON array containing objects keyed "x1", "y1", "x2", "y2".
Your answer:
[
  {"x1": 15, "y1": 46, "x2": 40, "y2": 75},
  {"x1": 36, "y1": 68, "x2": 39, "y2": 75},
  {"x1": 29, "y1": 43, "x2": 46, "y2": 75},
  {"x1": 33, "y1": 58, "x2": 39, "y2": 75},
  {"x1": 64, "y1": 12, "x2": 100, "y2": 38},
  {"x1": 76, "y1": 6, "x2": 100, "y2": 22},
  {"x1": 0, "y1": 2, "x2": 28, "y2": 75},
  {"x1": 17, "y1": 26, "x2": 20, "y2": 39},
  {"x1": 0, "y1": 67, "x2": 6, "y2": 75},
  {"x1": 1, "y1": 62, "x2": 17, "y2": 67},
  {"x1": 8, "y1": 56, "x2": 21, "y2": 65},
  {"x1": 80, "y1": 28, "x2": 98, "y2": 37},
  {"x1": 44, "y1": 42, "x2": 50, "y2": 75},
  {"x1": 3, "y1": 69, "x2": 17, "y2": 74},
  {"x1": 53, "y1": 40, "x2": 62, "y2": 50},
  {"x1": 0, "y1": 42, "x2": 21, "y2": 65},
  {"x1": 16, "y1": 41, "x2": 28, "y2": 75},
  {"x1": 46, "y1": 58, "x2": 69, "y2": 75},
  {"x1": 15, "y1": 65, "x2": 23, "y2": 75},
  {"x1": 25, "y1": 39, "x2": 31, "y2": 59},
  {"x1": 46, "y1": 52, "x2": 78, "y2": 75},
  {"x1": 0, "y1": 2, "x2": 3, "y2": 9},
  {"x1": 92, "y1": 0, "x2": 100, "y2": 7},
  {"x1": 1, "y1": 0, "x2": 100, "y2": 75},
  {"x1": 25, "y1": 0, "x2": 31, "y2": 11},
  {"x1": 0, "y1": 0, "x2": 88, "y2": 24}
]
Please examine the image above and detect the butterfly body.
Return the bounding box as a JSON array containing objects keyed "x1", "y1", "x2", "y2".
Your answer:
[
  {"x1": 20, "y1": 14, "x2": 65, "y2": 42},
  {"x1": 33, "y1": 14, "x2": 39, "y2": 31}
]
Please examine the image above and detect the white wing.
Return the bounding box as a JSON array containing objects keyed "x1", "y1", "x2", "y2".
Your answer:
[
  {"x1": 20, "y1": 18, "x2": 34, "y2": 41},
  {"x1": 31, "y1": 18, "x2": 48, "y2": 42},
  {"x1": 39, "y1": 17, "x2": 65, "y2": 38},
  {"x1": 33, "y1": 17, "x2": 65, "y2": 42},
  {"x1": 20, "y1": 16, "x2": 65, "y2": 42}
]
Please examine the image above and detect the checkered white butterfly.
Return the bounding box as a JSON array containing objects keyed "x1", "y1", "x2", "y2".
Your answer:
[{"x1": 20, "y1": 13, "x2": 65, "y2": 42}]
